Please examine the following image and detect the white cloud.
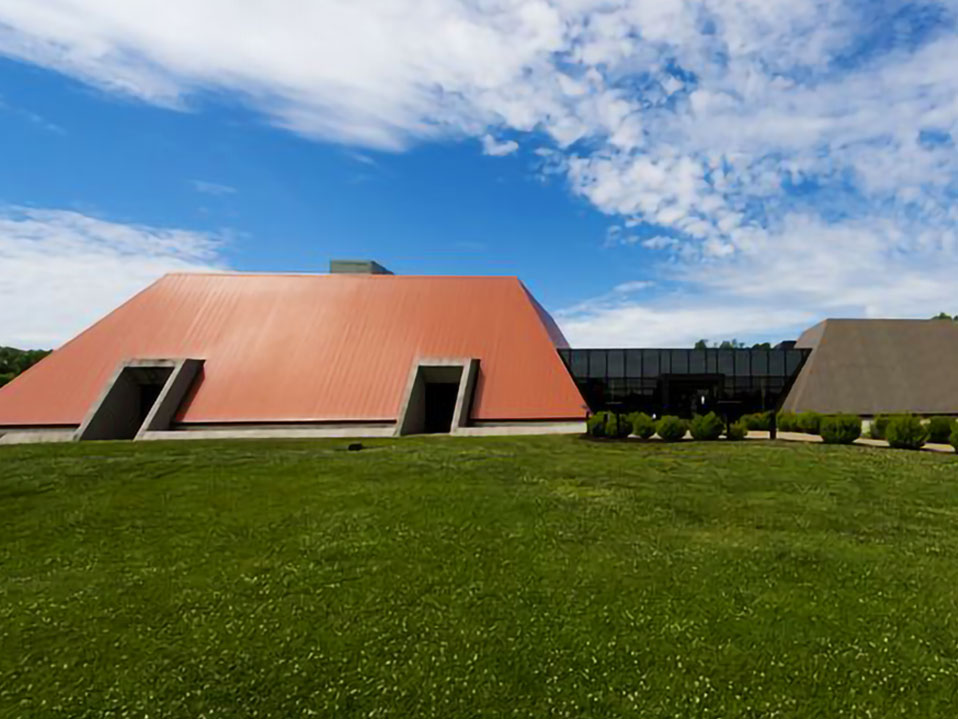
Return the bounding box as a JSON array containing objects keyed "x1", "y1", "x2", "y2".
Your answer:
[
  {"x1": 481, "y1": 134, "x2": 519, "y2": 156},
  {"x1": 0, "y1": 207, "x2": 227, "y2": 347},
  {"x1": 559, "y1": 213, "x2": 958, "y2": 346},
  {"x1": 1, "y1": 0, "x2": 957, "y2": 343}
]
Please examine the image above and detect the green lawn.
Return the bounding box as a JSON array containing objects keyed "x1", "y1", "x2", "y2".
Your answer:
[{"x1": 2, "y1": 437, "x2": 958, "y2": 718}]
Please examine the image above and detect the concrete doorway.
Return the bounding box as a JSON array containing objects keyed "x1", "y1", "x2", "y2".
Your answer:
[
  {"x1": 75, "y1": 359, "x2": 203, "y2": 441},
  {"x1": 395, "y1": 359, "x2": 478, "y2": 436},
  {"x1": 423, "y1": 379, "x2": 460, "y2": 434}
]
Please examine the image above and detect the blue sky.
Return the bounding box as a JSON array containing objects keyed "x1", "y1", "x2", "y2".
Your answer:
[{"x1": 1, "y1": 0, "x2": 957, "y2": 348}]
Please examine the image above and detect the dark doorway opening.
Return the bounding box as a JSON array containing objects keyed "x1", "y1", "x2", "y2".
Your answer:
[
  {"x1": 423, "y1": 382, "x2": 459, "y2": 434},
  {"x1": 138, "y1": 382, "x2": 165, "y2": 427},
  {"x1": 80, "y1": 365, "x2": 173, "y2": 440},
  {"x1": 661, "y1": 374, "x2": 724, "y2": 418},
  {"x1": 396, "y1": 363, "x2": 474, "y2": 436}
]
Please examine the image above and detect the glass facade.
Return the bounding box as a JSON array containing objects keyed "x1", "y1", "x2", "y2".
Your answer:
[{"x1": 558, "y1": 348, "x2": 811, "y2": 419}]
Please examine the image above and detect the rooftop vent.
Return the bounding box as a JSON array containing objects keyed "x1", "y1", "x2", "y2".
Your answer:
[{"x1": 330, "y1": 260, "x2": 393, "y2": 275}]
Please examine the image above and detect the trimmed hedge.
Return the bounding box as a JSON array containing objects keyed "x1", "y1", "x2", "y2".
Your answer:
[
  {"x1": 869, "y1": 414, "x2": 891, "y2": 440},
  {"x1": 605, "y1": 412, "x2": 632, "y2": 439},
  {"x1": 587, "y1": 411, "x2": 632, "y2": 439},
  {"x1": 777, "y1": 412, "x2": 799, "y2": 432},
  {"x1": 742, "y1": 412, "x2": 772, "y2": 431},
  {"x1": 885, "y1": 415, "x2": 928, "y2": 450},
  {"x1": 586, "y1": 412, "x2": 609, "y2": 438},
  {"x1": 951, "y1": 425, "x2": 958, "y2": 453},
  {"x1": 726, "y1": 421, "x2": 748, "y2": 441},
  {"x1": 796, "y1": 412, "x2": 823, "y2": 435},
  {"x1": 689, "y1": 412, "x2": 724, "y2": 441},
  {"x1": 630, "y1": 412, "x2": 656, "y2": 440},
  {"x1": 927, "y1": 416, "x2": 956, "y2": 445},
  {"x1": 820, "y1": 414, "x2": 862, "y2": 445},
  {"x1": 656, "y1": 416, "x2": 688, "y2": 442}
]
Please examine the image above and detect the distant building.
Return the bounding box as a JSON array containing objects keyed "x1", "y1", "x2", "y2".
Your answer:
[{"x1": 781, "y1": 319, "x2": 958, "y2": 417}]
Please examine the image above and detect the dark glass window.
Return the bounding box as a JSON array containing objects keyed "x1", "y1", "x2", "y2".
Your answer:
[
  {"x1": 608, "y1": 349, "x2": 625, "y2": 378},
  {"x1": 770, "y1": 351, "x2": 785, "y2": 376},
  {"x1": 785, "y1": 350, "x2": 803, "y2": 376},
  {"x1": 751, "y1": 350, "x2": 768, "y2": 375},
  {"x1": 571, "y1": 351, "x2": 588, "y2": 377},
  {"x1": 557, "y1": 347, "x2": 809, "y2": 419},
  {"x1": 642, "y1": 350, "x2": 660, "y2": 375},
  {"x1": 689, "y1": 350, "x2": 707, "y2": 374},
  {"x1": 671, "y1": 350, "x2": 689, "y2": 374},
  {"x1": 588, "y1": 350, "x2": 607, "y2": 378},
  {"x1": 717, "y1": 350, "x2": 734, "y2": 376}
]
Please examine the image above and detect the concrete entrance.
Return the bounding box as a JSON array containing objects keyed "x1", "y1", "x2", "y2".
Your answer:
[
  {"x1": 395, "y1": 358, "x2": 478, "y2": 436},
  {"x1": 75, "y1": 359, "x2": 203, "y2": 441}
]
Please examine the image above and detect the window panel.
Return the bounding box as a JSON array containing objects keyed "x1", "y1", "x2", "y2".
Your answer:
[
  {"x1": 571, "y1": 351, "x2": 588, "y2": 377},
  {"x1": 769, "y1": 351, "x2": 785, "y2": 376},
  {"x1": 608, "y1": 349, "x2": 625, "y2": 378},
  {"x1": 718, "y1": 350, "x2": 734, "y2": 376},
  {"x1": 642, "y1": 349, "x2": 660, "y2": 376},
  {"x1": 785, "y1": 350, "x2": 804, "y2": 377},
  {"x1": 690, "y1": 350, "x2": 707, "y2": 374},
  {"x1": 588, "y1": 350, "x2": 607, "y2": 378},
  {"x1": 751, "y1": 350, "x2": 768, "y2": 375},
  {"x1": 671, "y1": 350, "x2": 689, "y2": 374}
]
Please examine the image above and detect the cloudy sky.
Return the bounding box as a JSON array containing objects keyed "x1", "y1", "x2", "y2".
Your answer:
[{"x1": 1, "y1": 0, "x2": 956, "y2": 348}]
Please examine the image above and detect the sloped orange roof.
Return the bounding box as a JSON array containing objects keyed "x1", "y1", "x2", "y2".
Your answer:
[{"x1": 0, "y1": 273, "x2": 588, "y2": 426}]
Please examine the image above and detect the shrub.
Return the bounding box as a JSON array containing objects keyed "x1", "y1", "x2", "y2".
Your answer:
[
  {"x1": 689, "y1": 412, "x2": 724, "y2": 441},
  {"x1": 869, "y1": 414, "x2": 891, "y2": 440},
  {"x1": 586, "y1": 412, "x2": 608, "y2": 438},
  {"x1": 796, "y1": 412, "x2": 823, "y2": 435},
  {"x1": 743, "y1": 412, "x2": 772, "y2": 431},
  {"x1": 656, "y1": 415, "x2": 688, "y2": 442},
  {"x1": 951, "y1": 425, "x2": 958, "y2": 453},
  {"x1": 630, "y1": 412, "x2": 656, "y2": 440},
  {"x1": 885, "y1": 414, "x2": 928, "y2": 450},
  {"x1": 777, "y1": 412, "x2": 798, "y2": 432},
  {"x1": 726, "y1": 421, "x2": 748, "y2": 441},
  {"x1": 927, "y1": 416, "x2": 956, "y2": 445},
  {"x1": 819, "y1": 414, "x2": 862, "y2": 445},
  {"x1": 604, "y1": 412, "x2": 632, "y2": 439}
]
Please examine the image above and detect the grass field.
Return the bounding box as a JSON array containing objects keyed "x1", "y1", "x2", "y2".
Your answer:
[{"x1": 2, "y1": 436, "x2": 958, "y2": 718}]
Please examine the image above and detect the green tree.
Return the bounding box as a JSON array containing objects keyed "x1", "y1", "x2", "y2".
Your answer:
[{"x1": 0, "y1": 347, "x2": 52, "y2": 387}]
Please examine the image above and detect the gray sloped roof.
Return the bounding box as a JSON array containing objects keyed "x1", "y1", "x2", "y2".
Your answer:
[{"x1": 782, "y1": 319, "x2": 958, "y2": 416}]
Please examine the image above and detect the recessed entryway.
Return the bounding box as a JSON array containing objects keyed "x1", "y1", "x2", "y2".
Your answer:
[
  {"x1": 75, "y1": 359, "x2": 203, "y2": 441},
  {"x1": 395, "y1": 359, "x2": 478, "y2": 436}
]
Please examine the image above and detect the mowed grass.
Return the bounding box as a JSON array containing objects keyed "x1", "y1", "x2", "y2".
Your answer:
[{"x1": 2, "y1": 437, "x2": 958, "y2": 718}]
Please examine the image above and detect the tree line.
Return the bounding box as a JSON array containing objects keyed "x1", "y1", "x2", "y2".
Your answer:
[{"x1": 0, "y1": 347, "x2": 52, "y2": 387}]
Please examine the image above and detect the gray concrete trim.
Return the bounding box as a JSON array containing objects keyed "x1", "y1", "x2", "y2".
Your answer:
[
  {"x1": 136, "y1": 359, "x2": 204, "y2": 438},
  {"x1": 456, "y1": 422, "x2": 585, "y2": 436},
  {"x1": 139, "y1": 426, "x2": 397, "y2": 441},
  {"x1": 137, "y1": 420, "x2": 582, "y2": 441},
  {"x1": 74, "y1": 358, "x2": 203, "y2": 441},
  {"x1": 394, "y1": 358, "x2": 479, "y2": 436},
  {"x1": 0, "y1": 429, "x2": 76, "y2": 445}
]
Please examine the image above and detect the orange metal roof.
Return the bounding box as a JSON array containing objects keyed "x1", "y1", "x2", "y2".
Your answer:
[{"x1": 0, "y1": 273, "x2": 588, "y2": 426}]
